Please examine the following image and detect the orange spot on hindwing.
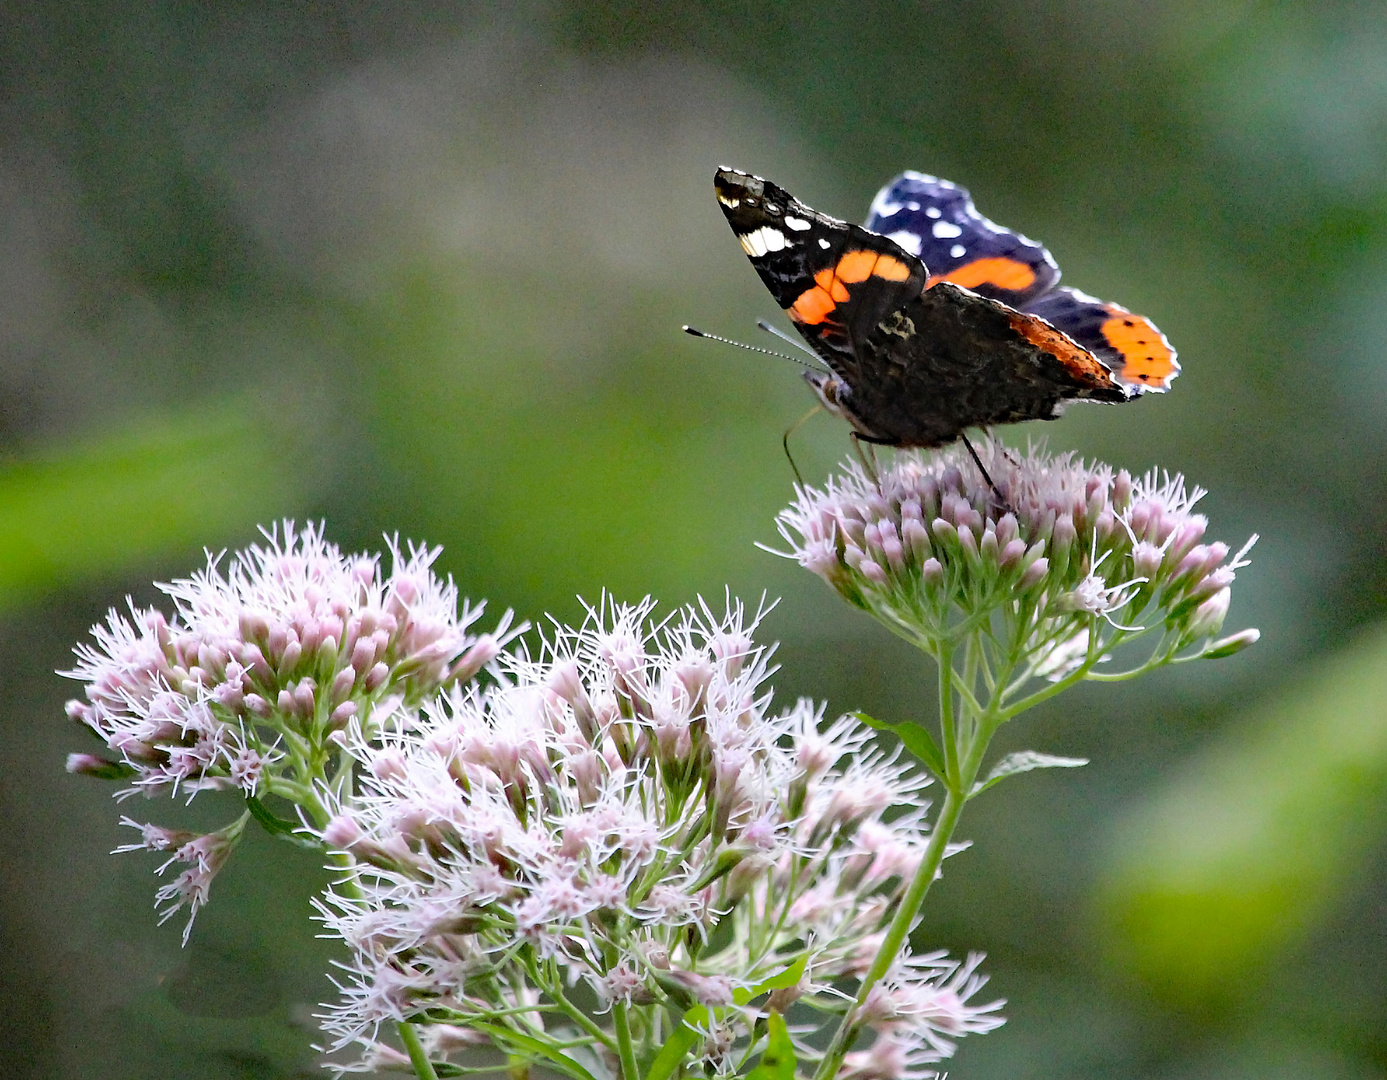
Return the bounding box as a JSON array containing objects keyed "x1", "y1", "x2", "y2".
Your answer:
[
  {"x1": 1007, "y1": 312, "x2": 1117, "y2": 387},
  {"x1": 1100, "y1": 305, "x2": 1179, "y2": 389},
  {"x1": 933, "y1": 257, "x2": 1037, "y2": 293}
]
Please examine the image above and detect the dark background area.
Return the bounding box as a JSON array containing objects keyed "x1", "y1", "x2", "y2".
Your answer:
[{"x1": 2, "y1": 2, "x2": 1385, "y2": 1077}]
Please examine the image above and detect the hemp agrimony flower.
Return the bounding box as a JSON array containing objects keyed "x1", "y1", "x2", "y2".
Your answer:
[
  {"x1": 315, "y1": 599, "x2": 1001, "y2": 1078},
  {"x1": 773, "y1": 440, "x2": 1258, "y2": 1080},
  {"x1": 63, "y1": 521, "x2": 517, "y2": 936}
]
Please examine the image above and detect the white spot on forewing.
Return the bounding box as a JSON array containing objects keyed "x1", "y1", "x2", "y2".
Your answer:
[
  {"x1": 932, "y1": 220, "x2": 963, "y2": 238},
  {"x1": 886, "y1": 230, "x2": 923, "y2": 256},
  {"x1": 717, "y1": 193, "x2": 740, "y2": 208},
  {"x1": 784, "y1": 215, "x2": 811, "y2": 231},
  {"x1": 738, "y1": 226, "x2": 788, "y2": 257},
  {"x1": 950, "y1": 244, "x2": 966, "y2": 258},
  {"x1": 926, "y1": 206, "x2": 942, "y2": 219},
  {"x1": 818, "y1": 238, "x2": 831, "y2": 249}
]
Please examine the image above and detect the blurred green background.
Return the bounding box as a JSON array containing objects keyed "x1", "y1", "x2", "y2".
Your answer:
[{"x1": 3, "y1": 2, "x2": 1386, "y2": 1077}]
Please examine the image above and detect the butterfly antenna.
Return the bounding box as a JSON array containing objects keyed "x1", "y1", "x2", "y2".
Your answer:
[
  {"x1": 682, "y1": 326, "x2": 823, "y2": 372},
  {"x1": 755, "y1": 319, "x2": 826, "y2": 366}
]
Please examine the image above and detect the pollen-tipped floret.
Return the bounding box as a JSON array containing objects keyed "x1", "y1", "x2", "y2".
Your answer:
[
  {"x1": 315, "y1": 598, "x2": 993, "y2": 1078},
  {"x1": 775, "y1": 442, "x2": 1257, "y2": 677}
]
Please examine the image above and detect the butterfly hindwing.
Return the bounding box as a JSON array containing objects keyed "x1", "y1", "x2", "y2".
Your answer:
[
  {"x1": 865, "y1": 172, "x2": 1060, "y2": 307},
  {"x1": 1022, "y1": 286, "x2": 1179, "y2": 392}
]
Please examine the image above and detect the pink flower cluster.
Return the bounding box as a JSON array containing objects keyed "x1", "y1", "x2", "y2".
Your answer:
[
  {"x1": 776, "y1": 442, "x2": 1257, "y2": 670},
  {"x1": 65, "y1": 521, "x2": 506, "y2": 798},
  {"x1": 315, "y1": 599, "x2": 1000, "y2": 1078},
  {"x1": 63, "y1": 521, "x2": 515, "y2": 933}
]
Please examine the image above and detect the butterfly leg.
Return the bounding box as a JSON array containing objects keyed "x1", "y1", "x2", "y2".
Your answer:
[
  {"x1": 782, "y1": 404, "x2": 822, "y2": 488},
  {"x1": 849, "y1": 433, "x2": 883, "y2": 488},
  {"x1": 960, "y1": 432, "x2": 1012, "y2": 514}
]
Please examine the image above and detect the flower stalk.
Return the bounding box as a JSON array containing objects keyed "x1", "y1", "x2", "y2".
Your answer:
[{"x1": 777, "y1": 439, "x2": 1259, "y2": 1079}]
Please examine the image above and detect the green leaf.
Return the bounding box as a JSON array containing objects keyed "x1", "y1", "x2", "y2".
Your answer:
[
  {"x1": 734, "y1": 955, "x2": 808, "y2": 1006},
  {"x1": 468, "y1": 1022, "x2": 602, "y2": 1080},
  {"x1": 243, "y1": 794, "x2": 315, "y2": 846},
  {"x1": 855, "y1": 712, "x2": 947, "y2": 780},
  {"x1": 971, "y1": 750, "x2": 1088, "y2": 796},
  {"x1": 743, "y1": 1012, "x2": 796, "y2": 1080},
  {"x1": 644, "y1": 1009, "x2": 704, "y2": 1080}
]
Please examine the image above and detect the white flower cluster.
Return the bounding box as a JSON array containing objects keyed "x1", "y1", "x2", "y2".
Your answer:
[{"x1": 316, "y1": 599, "x2": 1001, "y2": 1078}]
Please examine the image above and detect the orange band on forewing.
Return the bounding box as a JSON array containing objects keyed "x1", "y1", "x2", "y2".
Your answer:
[
  {"x1": 1100, "y1": 307, "x2": 1178, "y2": 388},
  {"x1": 833, "y1": 249, "x2": 879, "y2": 283},
  {"x1": 813, "y1": 268, "x2": 851, "y2": 300},
  {"x1": 789, "y1": 268, "x2": 850, "y2": 324},
  {"x1": 791, "y1": 285, "x2": 843, "y2": 324},
  {"x1": 872, "y1": 253, "x2": 912, "y2": 281},
  {"x1": 789, "y1": 250, "x2": 911, "y2": 325},
  {"x1": 933, "y1": 257, "x2": 1037, "y2": 293}
]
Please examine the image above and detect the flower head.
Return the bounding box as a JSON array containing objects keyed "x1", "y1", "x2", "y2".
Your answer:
[
  {"x1": 64, "y1": 521, "x2": 514, "y2": 800},
  {"x1": 314, "y1": 598, "x2": 991, "y2": 1077},
  {"x1": 63, "y1": 521, "x2": 519, "y2": 937},
  {"x1": 775, "y1": 441, "x2": 1257, "y2": 681}
]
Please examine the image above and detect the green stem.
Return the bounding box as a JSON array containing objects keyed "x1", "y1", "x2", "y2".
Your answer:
[
  {"x1": 997, "y1": 619, "x2": 1113, "y2": 720},
  {"x1": 937, "y1": 640, "x2": 958, "y2": 784},
  {"x1": 614, "y1": 1001, "x2": 640, "y2": 1080},
  {"x1": 526, "y1": 957, "x2": 618, "y2": 1051},
  {"x1": 811, "y1": 782, "x2": 968, "y2": 1080},
  {"x1": 398, "y1": 1020, "x2": 441, "y2": 1080}
]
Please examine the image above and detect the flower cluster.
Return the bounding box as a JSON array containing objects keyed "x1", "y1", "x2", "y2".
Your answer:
[
  {"x1": 63, "y1": 521, "x2": 516, "y2": 934},
  {"x1": 776, "y1": 441, "x2": 1258, "y2": 684},
  {"x1": 315, "y1": 599, "x2": 1001, "y2": 1077}
]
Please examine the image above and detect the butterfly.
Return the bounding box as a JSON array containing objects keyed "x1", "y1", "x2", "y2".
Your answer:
[{"x1": 714, "y1": 167, "x2": 1178, "y2": 451}]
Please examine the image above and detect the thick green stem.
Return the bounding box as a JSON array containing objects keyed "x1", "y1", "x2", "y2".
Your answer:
[
  {"x1": 398, "y1": 1019, "x2": 441, "y2": 1080},
  {"x1": 811, "y1": 782, "x2": 969, "y2": 1080},
  {"x1": 614, "y1": 1001, "x2": 640, "y2": 1080}
]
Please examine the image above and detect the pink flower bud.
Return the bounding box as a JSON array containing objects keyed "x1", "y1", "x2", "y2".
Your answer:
[
  {"x1": 328, "y1": 701, "x2": 357, "y2": 730},
  {"x1": 1019, "y1": 557, "x2": 1049, "y2": 589},
  {"x1": 331, "y1": 667, "x2": 358, "y2": 702},
  {"x1": 321, "y1": 814, "x2": 364, "y2": 850},
  {"x1": 450, "y1": 635, "x2": 501, "y2": 683},
  {"x1": 365, "y1": 662, "x2": 390, "y2": 692},
  {"x1": 351, "y1": 637, "x2": 377, "y2": 675}
]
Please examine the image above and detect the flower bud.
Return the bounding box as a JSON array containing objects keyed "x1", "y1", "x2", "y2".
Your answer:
[
  {"x1": 1203, "y1": 627, "x2": 1261, "y2": 658},
  {"x1": 1019, "y1": 557, "x2": 1049, "y2": 590},
  {"x1": 450, "y1": 635, "x2": 500, "y2": 684}
]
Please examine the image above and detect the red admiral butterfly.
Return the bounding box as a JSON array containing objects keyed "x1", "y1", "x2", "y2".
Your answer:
[{"x1": 714, "y1": 167, "x2": 1178, "y2": 450}]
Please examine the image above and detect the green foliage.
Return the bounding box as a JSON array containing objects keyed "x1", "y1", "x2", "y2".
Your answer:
[
  {"x1": 1099, "y1": 622, "x2": 1387, "y2": 1010},
  {"x1": 0, "y1": 399, "x2": 305, "y2": 609}
]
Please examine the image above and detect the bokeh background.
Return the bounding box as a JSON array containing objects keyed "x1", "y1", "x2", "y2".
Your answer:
[{"x1": 2, "y1": 2, "x2": 1385, "y2": 1077}]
